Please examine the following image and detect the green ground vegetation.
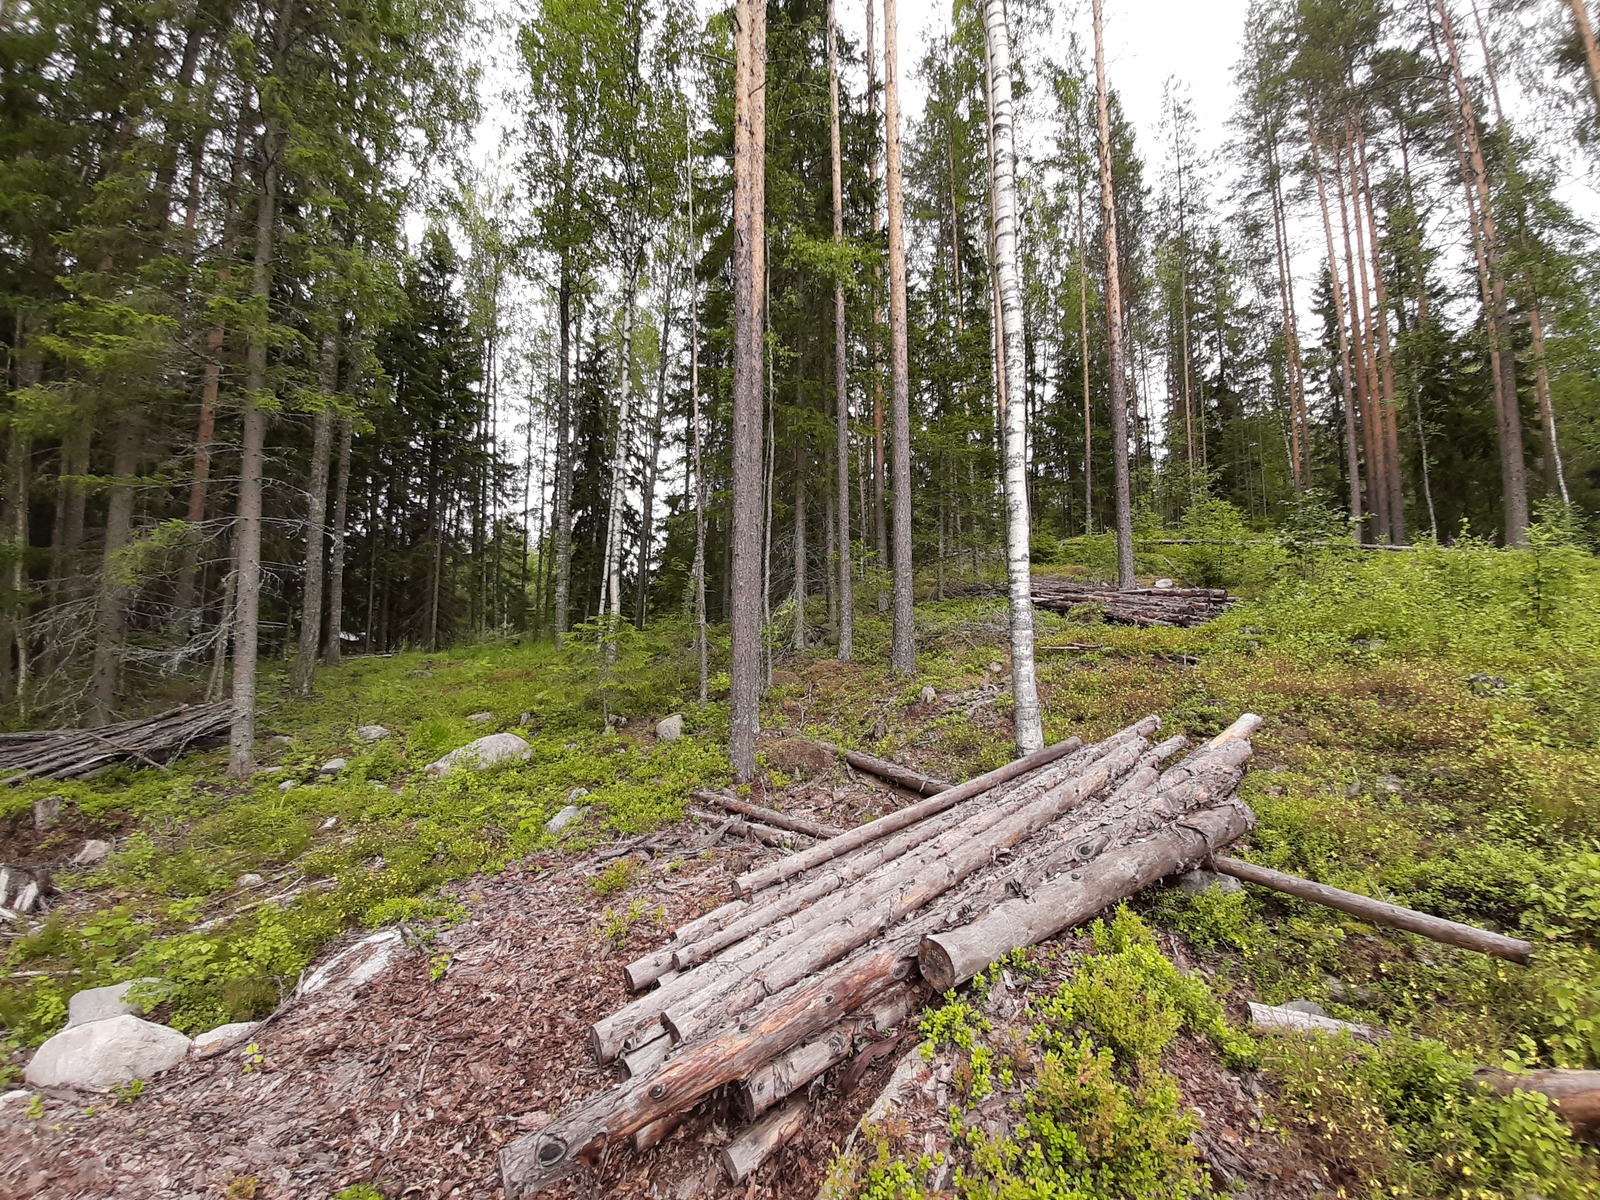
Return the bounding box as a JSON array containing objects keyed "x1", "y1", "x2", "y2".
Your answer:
[{"x1": 3, "y1": 505, "x2": 1599, "y2": 1195}]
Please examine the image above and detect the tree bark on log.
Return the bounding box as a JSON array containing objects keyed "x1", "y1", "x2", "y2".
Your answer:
[
  {"x1": 1212, "y1": 856, "x2": 1532, "y2": 964},
  {"x1": 734, "y1": 733, "x2": 1101, "y2": 896},
  {"x1": 814, "y1": 741, "x2": 951, "y2": 796},
  {"x1": 919, "y1": 799, "x2": 1255, "y2": 991},
  {"x1": 737, "y1": 985, "x2": 917, "y2": 1119},
  {"x1": 693, "y1": 791, "x2": 843, "y2": 840},
  {"x1": 721, "y1": 1096, "x2": 808, "y2": 1183},
  {"x1": 1476, "y1": 1068, "x2": 1600, "y2": 1132}
]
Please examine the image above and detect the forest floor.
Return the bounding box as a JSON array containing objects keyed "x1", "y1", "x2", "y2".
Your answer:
[{"x1": 2, "y1": 536, "x2": 1600, "y2": 1199}]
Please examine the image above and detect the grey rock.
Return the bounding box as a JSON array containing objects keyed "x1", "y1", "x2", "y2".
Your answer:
[
  {"x1": 1377, "y1": 774, "x2": 1403, "y2": 793},
  {"x1": 14, "y1": 881, "x2": 40, "y2": 913},
  {"x1": 566, "y1": 786, "x2": 589, "y2": 803},
  {"x1": 26, "y1": 1014, "x2": 190, "y2": 1091},
  {"x1": 918, "y1": 686, "x2": 937, "y2": 704},
  {"x1": 298, "y1": 929, "x2": 404, "y2": 998},
  {"x1": 986, "y1": 661, "x2": 1004, "y2": 675},
  {"x1": 425, "y1": 732, "x2": 532, "y2": 776},
  {"x1": 466, "y1": 711, "x2": 494, "y2": 724},
  {"x1": 70, "y1": 839, "x2": 111, "y2": 867},
  {"x1": 67, "y1": 980, "x2": 160, "y2": 1028},
  {"x1": 1153, "y1": 578, "x2": 1175, "y2": 589},
  {"x1": 1280, "y1": 998, "x2": 1329, "y2": 1018},
  {"x1": 355, "y1": 725, "x2": 391, "y2": 742},
  {"x1": 319, "y1": 758, "x2": 347, "y2": 775},
  {"x1": 190, "y1": 1021, "x2": 259, "y2": 1060},
  {"x1": 519, "y1": 712, "x2": 536, "y2": 727},
  {"x1": 1, "y1": 1089, "x2": 31, "y2": 1106},
  {"x1": 267, "y1": 735, "x2": 294, "y2": 747},
  {"x1": 1173, "y1": 868, "x2": 1244, "y2": 897},
  {"x1": 278, "y1": 780, "x2": 297, "y2": 793},
  {"x1": 320, "y1": 816, "x2": 338, "y2": 831},
  {"x1": 33, "y1": 795, "x2": 63, "y2": 830},
  {"x1": 655, "y1": 714, "x2": 685, "y2": 742},
  {"x1": 237, "y1": 873, "x2": 265, "y2": 889},
  {"x1": 545, "y1": 804, "x2": 588, "y2": 834},
  {"x1": 406, "y1": 669, "x2": 431, "y2": 679}
]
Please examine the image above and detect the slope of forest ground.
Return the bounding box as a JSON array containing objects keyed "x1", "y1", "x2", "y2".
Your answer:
[{"x1": 2, "y1": 533, "x2": 1599, "y2": 1198}]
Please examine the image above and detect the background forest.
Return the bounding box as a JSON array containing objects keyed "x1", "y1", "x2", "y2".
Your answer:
[{"x1": 2, "y1": 0, "x2": 1598, "y2": 753}]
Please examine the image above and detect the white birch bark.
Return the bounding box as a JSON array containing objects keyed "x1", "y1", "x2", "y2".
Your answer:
[{"x1": 983, "y1": 0, "x2": 1043, "y2": 755}]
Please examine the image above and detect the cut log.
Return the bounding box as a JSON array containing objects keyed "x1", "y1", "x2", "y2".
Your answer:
[
  {"x1": 693, "y1": 790, "x2": 844, "y2": 840},
  {"x1": 918, "y1": 798, "x2": 1254, "y2": 992},
  {"x1": 630, "y1": 1113, "x2": 683, "y2": 1152},
  {"x1": 814, "y1": 742, "x2": 950, "y2": 796},
  {"x1": 1211, "y1": 857, "x2": 1533, "y2": 965},
  {"x1": 737, "y1": 985, "x2": 917, "y2": 1119},
  {"x1": 732, "y1": 732, "x2": 1099, "y2": 897},
  {"x1": 720, "y1": 1096, "x2": 808, "y2": 1183},
  {"x1": 621, "y1": 1030, "x2": 671, "y2": 1079},
  {"x1": 1475, "y1": 1068, "x2": 1600, "y2": 1132},
  {"x1": 1248, "y1": 1001, "x2": 1386, "y2": 1042}
]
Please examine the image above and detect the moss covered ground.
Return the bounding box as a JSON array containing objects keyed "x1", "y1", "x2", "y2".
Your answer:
[{"x1": 3, "y1": 527, "x2": 1598, "y2": 1197}]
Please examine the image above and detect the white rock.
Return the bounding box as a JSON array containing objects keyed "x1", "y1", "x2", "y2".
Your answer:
[
  {"x1": 25, "y1": 1014, "x2": 190, "y2": 1091},
  {"x1": 1153, "y1": 578, "x2": 1175, "y2": 589},
  {"x1": 545, "y1": 805, "x2": 588, "y2": 834},
  {"x1": 33, "y1": 795, "x2": 62, "y2": 830},
  {"x1": 237, "y1": 873, "x2": 264, "y2": 888},
  {"x1": 319, "y1": 758, "x2": 347, "y2": 775},
  {"x1": 71, "y1": 839, "x2": 111, "y2": 867},
  {"x1": 918, "y1": 686, "x2": 936, "y2": 703},
  {"x1": 519, "y1": 712, "x2": 535, "y2": 727},
  {"x1": 320, "y1": 816, "x2": 338, "y2": 831},
  {"x1": 655, "y1": 714, "x2": 685, "y2": 742},
  {"x1": 67, "y1": 980, "x2": 159, "y2": 1028},
  {"x1": 1, "y1": 1089, "x2": 31, "y2": 1106},
  {"x1": 566, "y1": 786, "x2": 590, "y2": 803},
  {"x1": 1280, "y1": 998, "x2": 1329, "y2": 1018},
  {"x1": 986, "y1": 661, "x2": 1004, "y2": 675},
  {"x1": 190, "y1": 1021, "x2": 260, "y2": 1060},
  {"x1": 267, "y1": 735, "x2": 294, "y2": 747},
  {"x1": 298, "y1": 929, "x2": 405, "y2": 998},
  {"x1": 425, "y1": 732, "x2": 532, "y2": 776},
  {"x1": 466, "y1": 711, "x2": 494, "y2": 724},
  {"x1": 355, "y1": 725, "x2": 391, "y2": 742}
]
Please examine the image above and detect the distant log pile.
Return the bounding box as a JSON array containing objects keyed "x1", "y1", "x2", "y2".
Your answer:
[
  {"x1": 1030, "y1": 580, "x2": 1233, "y2": 628},
  {"x1": 0, "y1": 703, "x2": 232, "y2": 784},
  {"x1": 499, "y1": 714, "x2": 1266, "y2": 1195}
]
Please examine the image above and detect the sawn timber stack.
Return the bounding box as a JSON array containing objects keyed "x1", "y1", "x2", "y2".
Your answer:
[{"x1": 498, "y1": 713, "x2": 1264, "y2": 1195}]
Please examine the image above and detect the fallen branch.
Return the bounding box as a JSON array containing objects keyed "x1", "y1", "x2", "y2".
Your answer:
[
  {"x1": 692, "y1": 790, "x2": 844, "y2": 840},
  {"x1": 1211, "y1": 857, "x2": 1533, "y2": 965},
  {"x1": 813, "y1": 742, "x2": 951, "y2": 796}
]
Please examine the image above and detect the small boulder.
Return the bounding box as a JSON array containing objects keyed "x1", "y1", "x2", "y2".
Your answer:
[
  {"x1": 986, "y1": 661, "x2": 1004, "y2": 675},
  {"x1": 466, "y1": 711, "x2": 494, "y2": 724},
  {"x1": 1, "y1": 1089, "x2": 31, "y2": 1106},
  {"x1": 1172, "y1": 868, "x2": 1244, "y2": 897},
  {"x1": 278, "y1": 780, "x2": 297, "y2": 793},
  {"x1": 1153, "y1": 578, "x2": 1175, "y2": 589},
  {"x1": 406, "y1": 669, "x2": 431, "y2": 679},
  {"x1": 655, "y1": 714, "x2": 685, "y2": 742},
  {"x1": 355, "y1": 725, "x2": 391, "y2": 742},
  {"x1": 298, "y1": 929, "x2": 404, "y2": 998},
  {"x1": 425, "y1": 733, "x2": 532, "y2": 776},
  {"x1": 32, "y1": 795, "x2": 63, "y2": 831},
  {"x1": 190, "y1": 1021, "x2": 259, "y2": 1060},
  {"x1": 1280, "y1": 998, "x2": 1330, "y2": 1018},
  {"x1": 267, "y1": 735, "x2": 294, "y2": 747},
  {"x1": 519, "y1": 712, "x2": 536, "y2": 727},
  {"x1": 67, "y1": 980, "x2": 158, "y2": 1029},
  {"x1": 70, "y1": 840, "x2": 111, "y2": 868},
  {"x1": 25, "y1": 1014, "x2": 190, "y2": 1091},
  {"x1": 566, "y1": 786, "x2": 590, "y2": 803},
  {"x1": 918, "y1": 685, "x2": 937, "y2": 704},
  {"x1": 319, "y1": 816, "x2": 338, "y2": 831},
  {"x1": 545, "y1": 805, "x2": 588, "y2": 835},
  {"x1": 237, "y1": 873, "x2": 264, "y2": 889},
  {"x1": 319, "y1": 758, "x2": 347, "y2": 776}
]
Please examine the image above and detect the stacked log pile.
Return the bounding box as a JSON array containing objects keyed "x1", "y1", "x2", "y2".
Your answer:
[
  {"x1": 0, "y1": 703, "x2": 232, "y2": 783},
  {"x1": 1030, "y1": 580, "x2": 1232, "y2": 628},
  {"x1": 498, "y1": 713, "x2": 1265, "y2": 1196}
]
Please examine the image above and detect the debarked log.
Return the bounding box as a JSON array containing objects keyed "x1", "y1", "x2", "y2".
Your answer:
[
  {"x1": 693, "y1": 790, "x2": 845, "y2": 840},
  {"x1": 720, "y1": 1095, "x2": 809, "y2": 1183},
  {"x1": 1210, "y1": 857, "x2": 1533, "y2": 965},
  {"x1": 917, "y1": 800, "x2": 1256, "y2": 992},
  {"x1": 813, "y1": 741, "x2": 952, "y2": 796}
]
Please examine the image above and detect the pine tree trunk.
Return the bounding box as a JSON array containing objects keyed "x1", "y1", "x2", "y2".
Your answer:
[
  {"x1": 1570, "y1": 0, "x2": 1600, "y2": 116},
  {"x1": 1307, "y1": 109, "x2": 1364, "y2": 539},
  {"x1": 983, "y1": 0, "x2": 1043, "y2": 755},
  {"x1": 867, "y1": 0, "x2": 888, "y2": 613},
  {"x1": 883, "y1": 0, "x2": 916, "y2": 676},
  {"x1": 1091, "y1": 0, "x2": 1135, "y2": 590},
  {"x1": 291, "y1": 338, "x2": 337, "y2": 698},
  {"x1": 730, "y1": 0, "x2": 767, "y2": 780},
  {"x1": 791, "y1": 475, "x2": 806, "y2": 652},
  {"x1": 1353, "y1": 117, "x2": 1406, "y2": 544},
  {"x1": 1077, "y1": 172, "x2": 1092, "y2": 533},
  {"x1": 323, "y1": 415, "x2": 353, "y2": 664},
  {"x1": 1333, "y1": 136, "x2": 1385, "y2": 543},
  {"x1": 4, "y1": 424, "x2": 29, "y2": 709},
  {"x1": 1432, "y1": 0, "x2": 1529, "y2": 545},
  {"x1": 827, "y1": 0, "x2": 854, "y2": 661},
  {"x1": 552, "y1": 269, "x2": 575, "y2": 644},
  {"x1": 687, "y1": 130, "x2": 708, "y2": 705}
]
